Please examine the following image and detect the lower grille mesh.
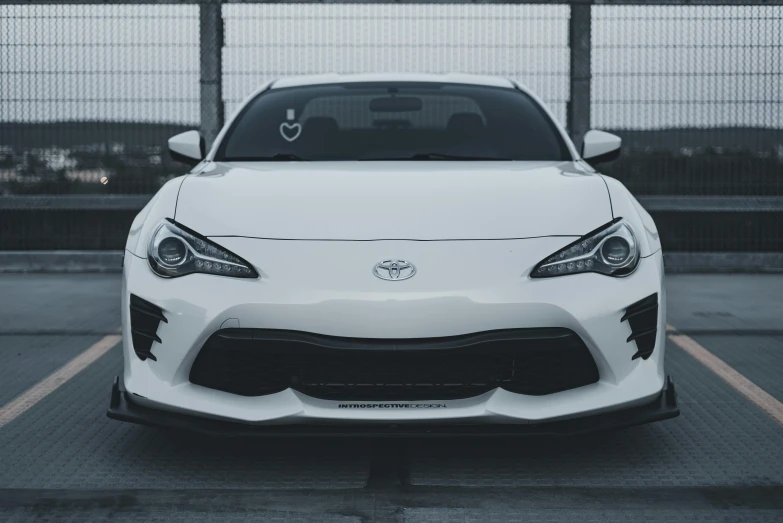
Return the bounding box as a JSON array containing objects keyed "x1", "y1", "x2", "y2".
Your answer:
[{"x1": 189, "y1": 328, "x2": 599, "y2": 401}]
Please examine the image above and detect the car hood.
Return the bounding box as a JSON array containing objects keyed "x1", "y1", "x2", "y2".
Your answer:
[{"x1": 174, "y1": 161, "x2": 612, "y2": 240}]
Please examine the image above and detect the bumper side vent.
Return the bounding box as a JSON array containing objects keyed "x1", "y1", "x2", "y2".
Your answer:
[
  {"x1": 621, "y1": 293, "x2": 659, "y2": 360},
  {"x1": 129, "y1": 294, "x2": 167, "y2": 361}
]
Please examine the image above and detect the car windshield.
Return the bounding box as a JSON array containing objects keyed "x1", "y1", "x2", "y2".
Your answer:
[{"x1": 216, "y1": 82, "x2": 571, "y2": 162}]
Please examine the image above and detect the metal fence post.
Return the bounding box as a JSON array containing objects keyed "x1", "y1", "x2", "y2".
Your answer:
[
  {"x1": 200, "y1": 0, "x2": 224, "y2": 148},
  {"x1": 568, "y1": 2, "x2": 591, "y2": 153}
]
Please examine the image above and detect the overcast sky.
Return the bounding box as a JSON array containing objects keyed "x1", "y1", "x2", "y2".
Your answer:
[{"x1": 0, "y1": 3, "x2": 780, "y2": 129}]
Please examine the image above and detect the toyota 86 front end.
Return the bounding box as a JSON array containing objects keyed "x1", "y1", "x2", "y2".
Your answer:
[{"x1": 108, "y1": 73, "x2": 679, "y2": 435}]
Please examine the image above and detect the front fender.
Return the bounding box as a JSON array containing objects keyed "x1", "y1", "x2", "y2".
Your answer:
[
  {"x1": 125, "y1": 175, "x2": 188, "y2": 258},
  {"x1": 600, "y1": 175, "x2": 661, "y2": 257}
]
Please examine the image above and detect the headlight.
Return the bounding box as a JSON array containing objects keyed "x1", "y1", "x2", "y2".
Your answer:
[
  {"x1": 531, "y1": 218, "x2": 639, "y2": 278},
  {"x1": 148, "y1": 219, "x2": 258, "y2": 278}
]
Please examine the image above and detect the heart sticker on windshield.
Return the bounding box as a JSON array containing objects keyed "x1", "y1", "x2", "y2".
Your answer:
[{"x1": 279, "y1": 122, "x2": 302, "y2": 142}]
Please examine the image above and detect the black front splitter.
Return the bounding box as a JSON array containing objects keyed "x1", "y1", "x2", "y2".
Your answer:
[{"x1": 106, "y1": 375, "x2": 679, "y2": 438}]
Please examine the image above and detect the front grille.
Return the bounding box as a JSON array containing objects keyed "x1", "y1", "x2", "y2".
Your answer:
[
  {"x1": 129, "y1": 294, "x2": 166, "y2": 361},
  {"x1": 189, "y1": 328, "x2": 599, "y2": 401}
]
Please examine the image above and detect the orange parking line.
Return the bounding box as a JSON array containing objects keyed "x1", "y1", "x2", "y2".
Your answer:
[
  {"x1": 667, "y1": 324, "x2": 783, "y2": 427},
  {"x1": 0, "y1": 334, "x2": 121, "y2": 429}
]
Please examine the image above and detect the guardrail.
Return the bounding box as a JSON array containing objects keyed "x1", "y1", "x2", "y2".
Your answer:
[
  {"x1": 3, "y1": 195, "x2": 783, "y2": 213},
  {"x1": 2, "y1": 194, "x2": 781, "y2": 260}
]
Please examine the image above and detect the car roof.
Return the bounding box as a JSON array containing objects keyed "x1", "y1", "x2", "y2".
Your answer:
[{"x1": 270, "y1": 73, "x2": 518, "y2": 90}]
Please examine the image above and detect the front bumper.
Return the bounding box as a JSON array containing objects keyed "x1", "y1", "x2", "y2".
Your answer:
[
  {"x1": 107, "y1": 375, "x2": 679, "y2": 437},
  {"x1": 119, "y1": 239, "x2": 669, "y2": 426}
]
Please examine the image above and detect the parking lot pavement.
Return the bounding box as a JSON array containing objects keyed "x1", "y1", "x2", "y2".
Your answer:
[
  {"x1": 690, "y1": 335, "x2": 783, "y2": 404},
  {"x1": 1, "y1": 273, "x2": 782, "y2": 522},
  {"x1": 665, "y1": 274, "x2": 783, "y2": 334},
  {"x1": 0, "y1": 274, "x2": 120, "y2": 334},
  {"x1": 0, "y1": 335, "x2": 105, "y2": 407}
]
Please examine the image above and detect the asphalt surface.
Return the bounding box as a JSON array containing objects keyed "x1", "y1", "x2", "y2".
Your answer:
[{"x1": 0, "y1": 273, "x2": 782, "y2": 522}]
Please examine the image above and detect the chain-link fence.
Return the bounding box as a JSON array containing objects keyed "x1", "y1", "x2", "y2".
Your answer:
[
  {"x1": 593, "y1": 5, "x2": 783, "y2": 197},
  {"x1": 0, "y1": 1, "x2": 781, "y2": 256},
  {"x1": 0, "y1": 4, "x2": 198, "y2": 195},
  {"x1": 222, "y1": 4, "x2": 570, "y2": 122}
]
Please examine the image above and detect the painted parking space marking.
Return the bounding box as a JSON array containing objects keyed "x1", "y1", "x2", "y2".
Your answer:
[
  {"x1": 668, "y1": 323, "x2": 783, "y2": 427},
  {"x1": 0, "y1": 333, "x2": 121, "y2": 429}
]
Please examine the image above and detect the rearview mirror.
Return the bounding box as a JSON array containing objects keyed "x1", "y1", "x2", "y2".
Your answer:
[
  {"x1": 369, "y1": 96, "x2": 423, "y2": 112},
  {"x1": 582, "y1": 130, "x2": 621, "y2": 165},
  {"x1": 168, "y1": 130, "x2": 205, "y2": 166}
]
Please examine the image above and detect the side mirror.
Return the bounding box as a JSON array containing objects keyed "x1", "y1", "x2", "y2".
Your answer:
[
  {"x1": 168, "y1": 130, "x2": 205, "y2": 166},
  {"x1": 582, "y1": 130, "x2": 621, "y2": 165}
]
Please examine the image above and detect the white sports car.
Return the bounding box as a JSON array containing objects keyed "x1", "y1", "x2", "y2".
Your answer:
[{"x1": 108, "y1": 73, "x2": 679, "y2": 435}]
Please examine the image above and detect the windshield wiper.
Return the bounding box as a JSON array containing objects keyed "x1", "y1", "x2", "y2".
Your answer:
[
  {"x1": 411, "y1": 153, "x2": 513, "y2": 161},
  {"x1": 359, "y1": 153, "x2": 512, "y2": 161},
  {"x1": 230, "y1": 153, "x2": 309, "y2": 162}
]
